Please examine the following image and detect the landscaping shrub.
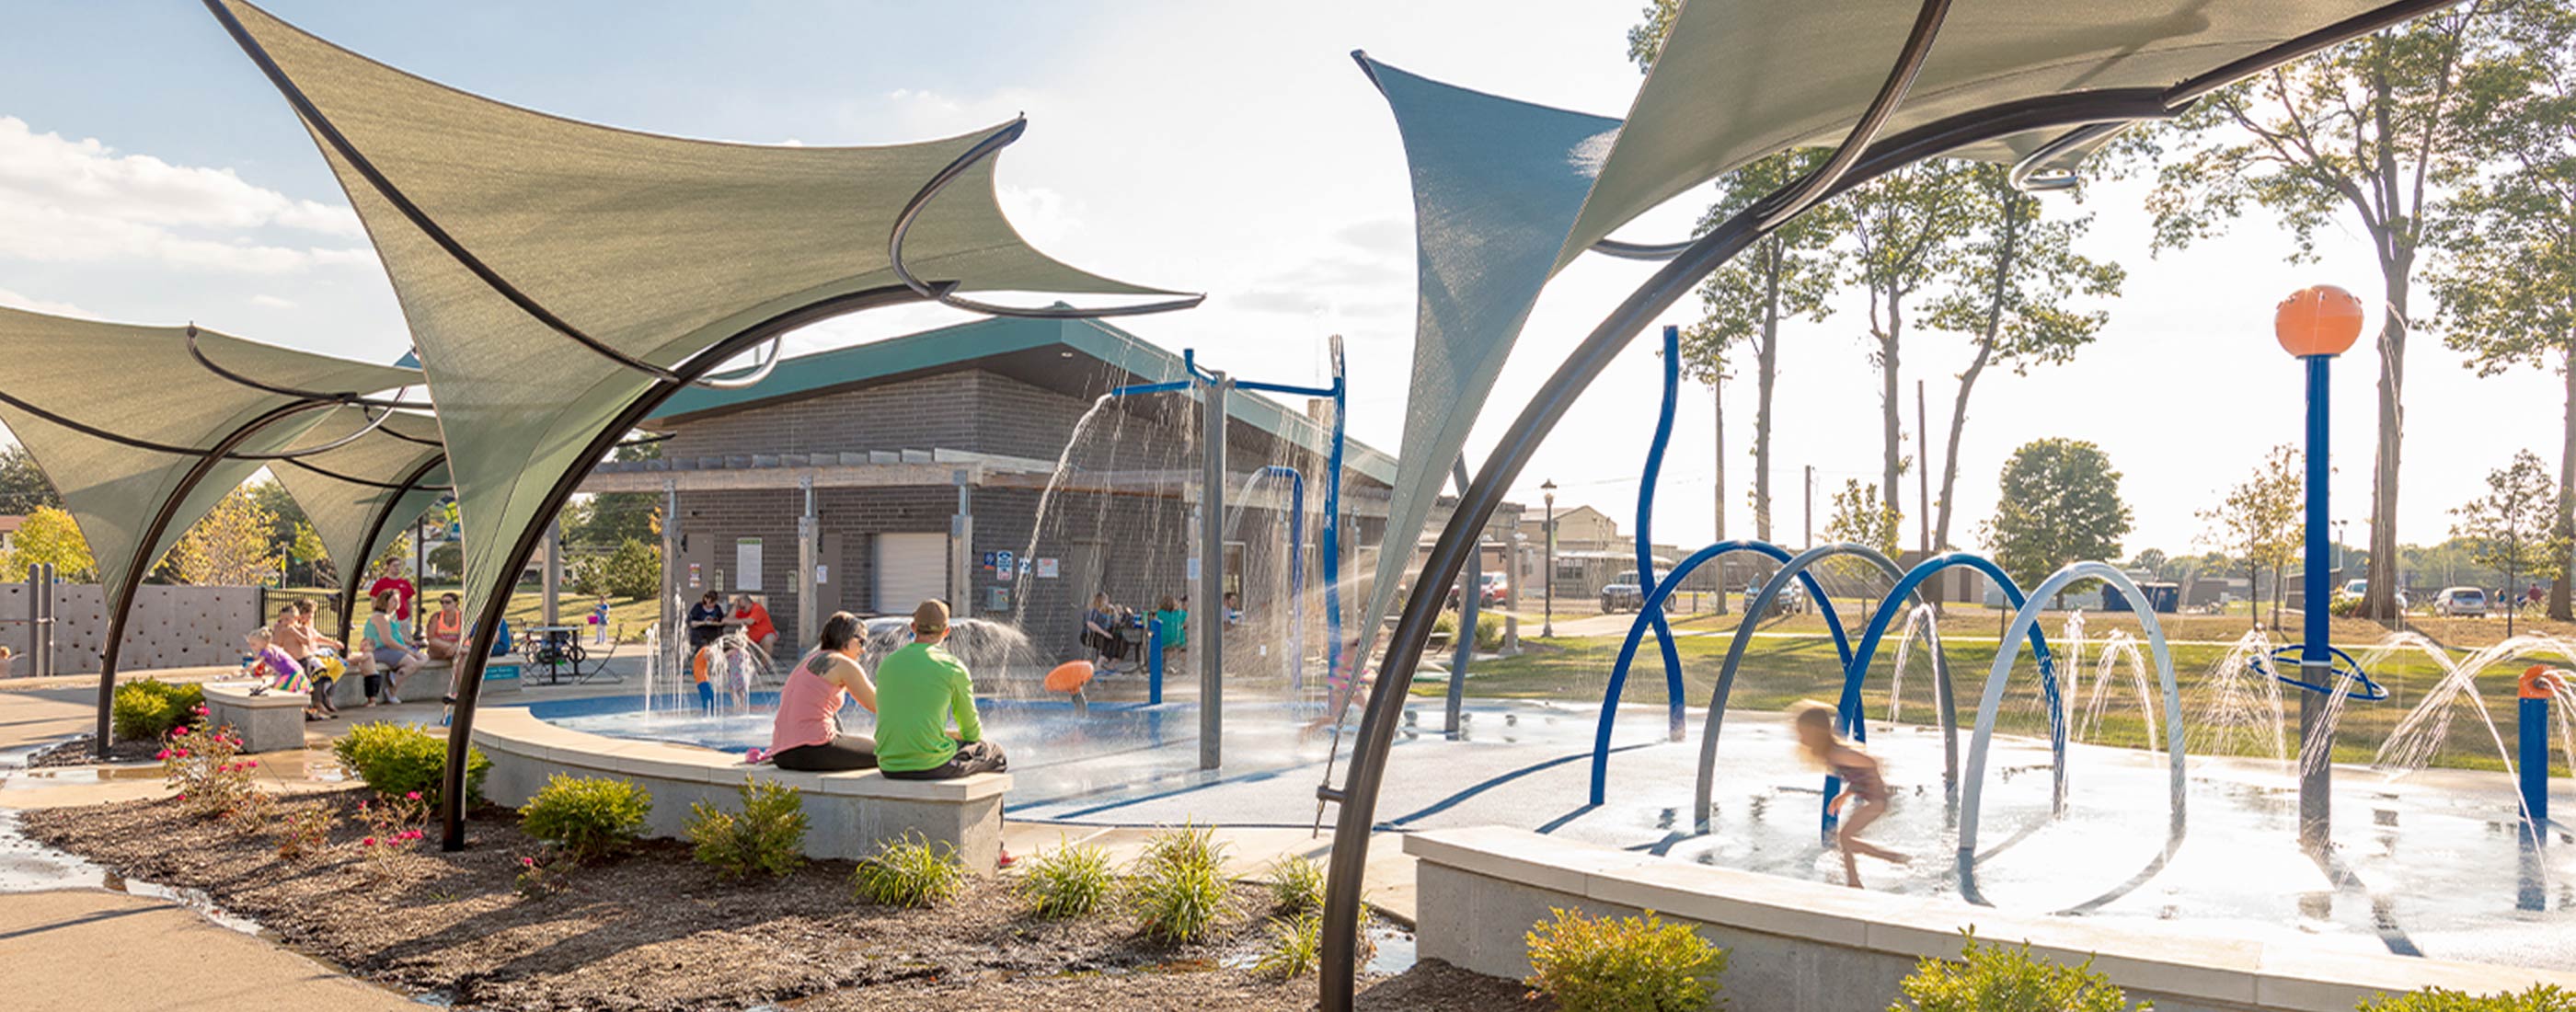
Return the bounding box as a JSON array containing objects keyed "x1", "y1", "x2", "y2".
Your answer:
[
  {"x1": 1265, "y1": 853, "x2": 1325, "y2": 914},
  {"x1": 685, "y1": 776, "x2": 809, "y2": 879},
  {"x1": 1474, "y1": 613, "x2": 1504, "y2": 651},
  {"x1": 518, "y1": 774, "x2": 651, "y2": 864},
  {"x1": 113, "y1": 679, "x2": 202, "y2": 742},
  {"x1": 1892, "y1": 933, "x2": 2132, "y2": 1012},
  {"x1": 1127, "y1": 822, "x2": 1231, "y2": 944},
  {"x1": 2360, "y1": 985, "x2": 2576, "y2": 1011},
  {"x1": 331, "y1": 721, "x2": 489, "y2": 803},
  {"x1": 1253, "y1": 911, "x2": 1323, "y2": 979},
  {"x1": 1017, "y1": 837, "x2": 1113, "y2": 919},
  {"x1": 157, "y1": 717, "x2": 262, "y2": 821},
  {"x1": 271, "y1": 802, "x2": 338, "y2": 862},
  {"x1": 1524, "y1": 907, "x2": 1726, "y2": 1012},
  {"x1": 852, "y1": 834, "x2": 965, "y2": 908},
  {"x1": 515, "y1": 849, "x2": 570, "y2": 900},
  {"x1": 356, "y1": 790, "x2": 431, "y2": 873}
]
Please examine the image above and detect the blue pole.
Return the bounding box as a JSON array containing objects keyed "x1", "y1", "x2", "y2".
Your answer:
[
  {"x1": 1323, "y1": 340, "x2": 1348, "y2": 699},
  {"x1": 1258, "y1": 465, "x2": 1306, "y2": 690},
  {"x1": 2524, "y1": 681, "x2": 2550, "y2": 837},
  {"x1": 2299, "y1": 352, "x2": 2333, "y2": 852},
  {"x1": 1632, "y1": 325, "x2": 1686, "y2": 741},
  {"x1": 1148, "y1": 615, "x2": 1164, "y2": 706}
]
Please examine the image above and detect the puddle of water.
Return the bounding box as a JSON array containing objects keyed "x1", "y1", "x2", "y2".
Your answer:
[{"x1": 0, "y1": 808, "x2": 265, "y2": 936}]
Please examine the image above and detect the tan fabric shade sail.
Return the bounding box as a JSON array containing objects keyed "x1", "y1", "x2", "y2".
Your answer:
[
  {"x1": 211, "y1": 0, "x2": 1189, "y2": 632},
  {"x1": 265, "y1": 406, "x2": 449, "y2": 617},
  {"x1": 0, "y1": 305, "x2": 420, "y2": 605}
]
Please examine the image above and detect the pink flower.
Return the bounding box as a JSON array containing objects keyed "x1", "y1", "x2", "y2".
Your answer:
[
  {"x1": 176, "y1": 793, "x2": 188, "y2": 801},
  {"x1": 243, "y1": 761, "x2": 259, "y2": 768},
  {"x1": 155, "y1": 750, "x2": 170, "y2": 760},
  {"x1": 404, "y1": 791, "x2": 421, "y2": 801},
  {"x1": 520, "y1": 857, "x2": 536, "y2": 868},
  {"x1": 362, "y1": 836, "x2": 377, "y2": 846},
  {"x1": 173, "y1": 749, "x2": 190, "y2": 758}
]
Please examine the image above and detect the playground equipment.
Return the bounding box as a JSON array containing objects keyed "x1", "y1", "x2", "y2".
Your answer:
[
  {"x1": 1046, "y1": 659, "x2": 1096, "y2": 716},
  {"x1": 1632, "y1": 326, "x2": 1688, "y2": 742},
  {"x1": 1107, "y1": 339, "x2": 1348, "y2": 770}
]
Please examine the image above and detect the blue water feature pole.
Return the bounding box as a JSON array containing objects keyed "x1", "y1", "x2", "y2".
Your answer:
[
  {"x1": 2277, "y1": 284, "x2": 2366, "y2": 855},
  {"x1": 1146, "y1": 618, "x2": 1164, "y2": 706},
  {"x1": 1634, "y1": 325, "x2": 1686, "y2": 741},
  {"x1": 1256, "y1": 464, "x2": 1308, "y2": 690},
  {"x1": 2524, "y1": 667, "x2": 2558, "y2": 840}
]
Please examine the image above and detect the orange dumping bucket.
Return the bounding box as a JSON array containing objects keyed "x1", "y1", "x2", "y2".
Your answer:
[{"x1": 1045, "y1": 660, "x2": 1095, "y2": 695}]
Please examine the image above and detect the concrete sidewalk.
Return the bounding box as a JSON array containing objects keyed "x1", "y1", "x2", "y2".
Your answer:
[{"x1": 0, "y1": 889, "x2": 416, "y2": 1010}]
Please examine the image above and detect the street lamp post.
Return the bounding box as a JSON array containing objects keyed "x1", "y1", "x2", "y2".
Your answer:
[
  {"x1": 1541, "y1": 479, "x2": 1557, "y2": 639},
  {"x1": 2277, "y1": 284, "x2": 2364, "y2": 855}
]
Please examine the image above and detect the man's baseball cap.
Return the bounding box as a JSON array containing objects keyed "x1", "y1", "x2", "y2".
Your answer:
[{"x1": 913, "y1": 599, "x2": 950, "y2": 635}]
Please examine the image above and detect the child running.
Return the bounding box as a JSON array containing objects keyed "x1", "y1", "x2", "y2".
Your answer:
[{"x1": 1791, "y1": 700, "x2": 1908, "y2": 888}]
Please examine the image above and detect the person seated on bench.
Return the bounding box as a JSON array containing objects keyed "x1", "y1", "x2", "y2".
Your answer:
[
  {"x1": 424, "y1": 593, "x2": 464, "y2": 662},
  {"x1": 767, "y1": 612, "x2": 879, "y2": 772},
  {"x1": 877, "y1": 600, "x2": 1007, "y2": 782}
]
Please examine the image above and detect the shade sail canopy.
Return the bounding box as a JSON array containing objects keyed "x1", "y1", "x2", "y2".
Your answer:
[
  {"x1": 1348, "y1": 54, "x2": 1619, "y2": 674},
  {"x1": 213, "y1": 0, "x2": 1188, "y2": 621},
  {"x1": 0, "y1": 305, "x2": 420, "y2": 602},
  {"x1": 267, "y1": 407, "x2": 449, "y2": 582},
  {"x1": 1560, "y1": 0, "x2": 2411, "y2": 264}
]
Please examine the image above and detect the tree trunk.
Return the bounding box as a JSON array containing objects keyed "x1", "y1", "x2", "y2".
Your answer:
[
  {"x1": 2362, "y1": 264, "x2": 2411, "y2": 622},
  {"x1": 2554, "y1": 348, "x2": 2574, "y2": 621},
  {"x1": 1937, "y1": 207, "x2": 2019, "y2": 553},
  {"x1": 1881, "y1": 302, "x2": 1903, "y2": 526},
  {"x1": 1754, "y1": 298, "x2": 1779, "y2": 544}
]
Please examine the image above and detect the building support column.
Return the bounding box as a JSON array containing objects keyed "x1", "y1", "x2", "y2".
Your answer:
[
  {"x1": 950, "y1": 468, "x2": 974, "y2": 619},
  {"x1": 1200, "y1": 373, "x2": 1230, "y2": 771},
  {"x1": 661, "y1": 478, "x2": 680, "y2": 673},
  {"x1": 797, "y1": 474, "x2": 818, "y2": 647}
]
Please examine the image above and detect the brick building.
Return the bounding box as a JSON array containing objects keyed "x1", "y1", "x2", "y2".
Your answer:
[{"x1": 580, "y1": 316, "x2": 1398, "y2": 665}]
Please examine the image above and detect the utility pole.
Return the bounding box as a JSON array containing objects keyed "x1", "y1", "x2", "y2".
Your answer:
[
  {"x1": 1712, "y1": 374, "x2": 1729, "y2": 615},
  {"x1": 1916, "y1": 379, "x2": 1931, "y2": 555},
  {"x1": 1541, "y1": 480, "x2": 1558, "y2": 638},
  {"x1": 1803, "y1": 465, "x2": 1815, "y2": 548}
]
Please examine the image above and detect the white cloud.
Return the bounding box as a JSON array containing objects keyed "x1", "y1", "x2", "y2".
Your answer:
[
  {"x1": 249, "y1": 293, "x2": 298, "y2": 310},
  {"x1": 0, "y1": 287, "x2": 96, "y2": 319},
  {"x1": 996, "y1": 184, "x2": 1080, "y2": 247},
  {"x1": 0, "y1": 115, "x2": 375, "y2": 274}
]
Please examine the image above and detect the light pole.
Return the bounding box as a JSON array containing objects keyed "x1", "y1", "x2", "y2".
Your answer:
[
  {"x1": 1541, "y1": 479, "x2": 1557, "y2": 638},
  {"x1": 2332, "y1": 520, "x2": 2349, "y2": 579},
  {"x1": 2278, "y1": 283, "x2": 2363, "y2": 855}
]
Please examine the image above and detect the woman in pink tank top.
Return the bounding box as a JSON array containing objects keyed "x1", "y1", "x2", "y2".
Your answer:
[{"x1": 769, "y1": 612, "x2": 880, "y2": 771}]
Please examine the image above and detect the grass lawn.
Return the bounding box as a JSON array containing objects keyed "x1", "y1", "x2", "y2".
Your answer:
[{"x1": 1435, "y1": 617, "x2": 2570, "y2": 776}]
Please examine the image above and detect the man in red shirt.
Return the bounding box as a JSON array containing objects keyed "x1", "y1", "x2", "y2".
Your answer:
[
  {"x1": 367, "y1": 562, "x2": 418, "y2": 624},
  {"x1": 730, "y1": 593, "x2": 778, "y2": 658}
]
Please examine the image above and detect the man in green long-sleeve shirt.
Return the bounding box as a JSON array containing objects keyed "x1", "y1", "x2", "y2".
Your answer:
[{"x1": 875, "y1": 600, "x2": 1009, "y2": 779}]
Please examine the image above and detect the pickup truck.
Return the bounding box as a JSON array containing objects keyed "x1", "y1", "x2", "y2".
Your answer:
[{"x1": 1598, "y1": 570, "x2": 1675, "y2": 614}]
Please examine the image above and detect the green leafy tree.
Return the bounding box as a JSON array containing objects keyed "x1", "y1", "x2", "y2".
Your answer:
[
  {"x1": 2429, "y1": 1, "x2": 2576, "y2": 621},
  {"x1": 1825, "y1": 479, "x2": 1901, "y2": 557},
  {"x1": 1842, "y1": 160, "x2": 1978, "y2": 532},
  {"x1": 2124, "y1": 5, "x2": 2495, "y2": 619},
  {"x1": 289, "y1": 521, "x2": 333, "y2": 589},
  {"x1": 1923, "y1": 164, "x2": 2122, "y2": 552},
  {"x1": 0, "y1": 443, "x2": 60, "y2": 514},
  {"x1": 2197, "y1": 445, "x2": 2306, "y2": 629},
  {"x1": 0, "y1": 505, "x2": 93, "y2": 581},
  {"x1": 572, "y1": 537, "x2": 661, "y2": 600},
  {"x1": 244, "y1": 477, "x2": 309, "y2": 570},
  {"x1": 167, "y1": 485, "x2": 281, "y2": 586},
  {"x1": 571, "y1": 493, "x2": 659, "y2": 548},
  {"x1": 1983, "y1": 439, "x2": 2133, "y2": 595},
  {"x1": 2453, "y1": 450, "x2": 2570, "y2": 635}
]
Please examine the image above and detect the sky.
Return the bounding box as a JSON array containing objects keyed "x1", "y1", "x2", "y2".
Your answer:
[{"x1": 0, "y1": 1, "x2": 2559, "y2": 559}]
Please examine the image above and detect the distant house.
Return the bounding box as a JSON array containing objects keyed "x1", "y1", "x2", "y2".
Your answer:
[{"x1": 0, "y1": 514, "x2": 21, "y2": 558}]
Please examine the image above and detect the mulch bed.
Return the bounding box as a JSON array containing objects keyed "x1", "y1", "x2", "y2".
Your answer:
[
  {"x1": 25, "y1": 734, "x2": 158, "y2": 767},
  {"x1": 20, "y1": 793, "x2": 1543, "y2": 1011}
]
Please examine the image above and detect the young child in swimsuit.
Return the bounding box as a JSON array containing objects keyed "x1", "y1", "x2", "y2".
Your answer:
[{"x1": 1792, "y1": 699, "x2": 1909, "y2": 888}]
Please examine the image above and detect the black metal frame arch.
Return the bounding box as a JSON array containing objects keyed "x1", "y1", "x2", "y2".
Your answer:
[
  {"x1": 1314, "y1": 0, "x2": 2460, "y2": 1000},
  {"x1": 336, "y1": 453, "x2": 451, "y2": 646},
  {"x1": 89, "y1": 397, "x2": 338, "y2": 757},
  {"x1": 183, "y1": 324, "x2": 435, "y2": 411},
  {"x1": 281, "y1": 455, "x2": 453, "y2": 493}
]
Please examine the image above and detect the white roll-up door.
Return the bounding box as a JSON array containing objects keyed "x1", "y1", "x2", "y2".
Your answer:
[{"x1": 873, "y1": 532, "x2": 949, "y2": 614}]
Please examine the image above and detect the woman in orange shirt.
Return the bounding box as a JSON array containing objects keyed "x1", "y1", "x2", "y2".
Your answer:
[
  {"x1": 730, "y1": 593, "x2": 778, "y2": 658},
  {"x1": 424, "y1": 593, "x2": 465, "y2": 661}
]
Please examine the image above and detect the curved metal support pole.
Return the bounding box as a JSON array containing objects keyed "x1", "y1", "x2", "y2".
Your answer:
[
  {"x1": 887, "y1": 119, "x2": 1206, "y2": 320},
  {"x1": 1958, "y1": 561, "x2": 2187, "y2": 911},
  {"x1": 1588, "y1": 236, "x2": 1694, "y2": 261},
  {"x1": 2007, "y1": 121, "x2": 2130, "y2": 192},
  {"x1": 201, "y1": 0, "x2": 693, "y2": 385},
  {"x1": 1831, "y1": 553, "x2": 2053, "y2": 821},
  {"x1": 689, "y1": 337, "x2": 786, "y2": 390},
  {"x1": 1632, "y1": 326, "x2": 1687, "y2": 741},
  {"x1": 338, "y1": 454, "x2": 448, "y2": 645},
  {"x1": 1749, "y1": 0, "x2": 1953, "y2": 229},
  {"x1": 1686, "y1": 543, "x2": 1886, "y2": 828},
  {"x1": 183, "y1": 324, "x2": 436, "y2": 409},
  {"x1": 93, "y1": 397, "x2": 330, "y2": 757},
  {"x1": 1317, "y1": 86, "x2": 2185, "y2": 1011},
  {"x1": 0, "y1": 367, "x2": 406, "y2": 463},
  {"x1": 1592, "y1": 538, "x2": 1854, "y2": 806},
  {"x1": 378, "y1": 423, "x2": 445, "y2": 451},
  {"x1": 229, "y1": 404, "x2": 403, "y2": 461},
  {"x1": 440, "y1": 283, "x2": 940, "y2": 849}
]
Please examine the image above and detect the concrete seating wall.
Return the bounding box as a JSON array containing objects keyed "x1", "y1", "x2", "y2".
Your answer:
[
  {"x1": 471, "y1": 708, "x2": 1007, "y2": 869},
  {"x1": 1407, "y1": 826, "x2": 2576, "y2": 1012},
  {"x1": 201, "y1": 681, "x2": 311, "y2": 753}
]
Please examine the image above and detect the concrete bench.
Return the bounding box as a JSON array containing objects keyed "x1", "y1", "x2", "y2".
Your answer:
[
  {"x1": 471, "y1": 708, "x2": 1008, "y2": 870},
  {"x1": 200, "y1": 681, "x2": 311, "y2": 753}
]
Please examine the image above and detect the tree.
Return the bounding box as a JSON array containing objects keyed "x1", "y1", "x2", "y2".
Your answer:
[
  {"x1": 570, "y1": 493, "x2": 658, "y2": 548},
  {"x1": 0, "y1": 505, "x2": 93, "y2": 581},
  {"x1": 2428, "y1": 0, "x2": 2576, "y2": 620},
  {"x1": 1983, "y1": 439, "x2": 2133, "y2": 594},
  {"x1": 0, "y1": 443, "x2": 60, "y2": 515},
  {"x1": 2126, "y1": 4, "x2": 2495, "y2": 619},
  {"x1": 571, "y1": 537, "x2": 661, "y2": 600},
  {"x1": 1923, "y1": 164, "x2": 2122, "y2": 552},
  {"x1": 1841, "y1": 160, "x2": 1977, "y2": 531},
  {"x1": 1824, "y1": 479, "x2": 1900, "y2": 557},
  {"x1": 2130, "y1": 547, "x2": 2169, "y2": 578},
  {"x1": 2197, "y1": 445, "x2": 2306, "y2": 629},
  {"x1": 289, "y1": 521, "x2": 333, "y2": 589},
  {"x1": 167, "y1": 485, "x2": 281, "y2": 587},
  {"x1": 2453, "y1": 449, "x2": 2570, "y2": 635}
]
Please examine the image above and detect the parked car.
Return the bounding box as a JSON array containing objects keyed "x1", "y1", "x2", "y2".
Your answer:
[
  {"x1": 2431, "y1": 586, "x2": 2488, "y2": 617},
  {"x1": 2340, "y1": 579, "x2": 2408, "y2": 609},
  {"x1": 1598, "y1": 570, "x2": 1675, "y2": 613},
  {"x1": 1478, "y1": 571, "x2": 1509, "y2": 607}
]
